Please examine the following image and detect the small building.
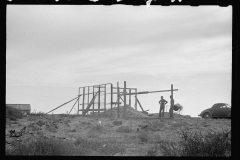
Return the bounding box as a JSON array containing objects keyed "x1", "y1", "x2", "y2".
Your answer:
[{"x1": 6, "y1": 104, "x2": 31, "y2": 114}]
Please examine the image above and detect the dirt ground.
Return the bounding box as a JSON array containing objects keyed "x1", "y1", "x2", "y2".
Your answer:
[{"x1": 5, "y1": 112, "x2": 231, "y2": 156}]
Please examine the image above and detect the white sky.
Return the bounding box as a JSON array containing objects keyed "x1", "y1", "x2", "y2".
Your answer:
[{"x1": 6, "y1": 5, "x2": 232, "y2": 117}]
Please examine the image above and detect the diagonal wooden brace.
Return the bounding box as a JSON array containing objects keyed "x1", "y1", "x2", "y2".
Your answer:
[
  {"x1": 82, "y1": 89, "x2": 100, "y2": 116},
  {"x1": 135, "y1": 96, "x2": 145, "y2": 112}
]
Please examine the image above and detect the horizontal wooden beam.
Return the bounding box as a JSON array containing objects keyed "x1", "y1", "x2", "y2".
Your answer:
[
  {"x1": 111, "y1": 102, "x2": 122, "y2": 105},
  {"x1": 125, "y1": 89, "x2": 178, "y2": 95},
  {"x1": 93, "y1": 86, "x2": 106, "y2": 88},
  {"x1": 111, "y1": 92, "x2": 128, "y2": 94},
  {"x1": 112, "y1": 87, "x2": 137, "y2": 90},
  {"x1": 79, "y1": 102, "x2": 105, "y2": 105},
  {"x1": 79, "y1": 83, "x2": 112, "y2": 88},
  {"x1": 79, "y1": 109, "x2": 105, "y2": 111}
]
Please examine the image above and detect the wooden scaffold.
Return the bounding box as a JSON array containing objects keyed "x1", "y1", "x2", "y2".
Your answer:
[{"x1": 46, "y1": 81, "x2": 178, "y2": 118}]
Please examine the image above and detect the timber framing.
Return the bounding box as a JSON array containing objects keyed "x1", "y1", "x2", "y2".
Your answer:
[{"x1": 46, "y1": 81, "x2": 178, "y2": 118}]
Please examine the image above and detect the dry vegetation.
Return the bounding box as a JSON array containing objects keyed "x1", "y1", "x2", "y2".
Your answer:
[{"x1": 5, "y1": 106, "x2": 231, "y2": 156}]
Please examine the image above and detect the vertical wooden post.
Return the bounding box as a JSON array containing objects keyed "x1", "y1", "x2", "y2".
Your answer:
[
  {"x1": 117, "y1": 82, "x2": 120, "y2": 118},
  {"x1": 111, "y1": 84, "x2": 113, "y2": 117},
  {"x1": 135, "y1": 89, "x2": 137, "y2": 110},
  {"x1": 78, "y1": 87, "x2": 80, "y2": 115},
  {"x1": 104, "y1": 84, "x2": 106, "y2": 113},
  {"x1": 129, "y1": 89, "x2": 131, "y2": 107},
  {"x1": 98, "y1": 86, "x2": 100, "y2": 115},
  {"x1": 92, "y1": 87, "x2": 94, "y2": 116},
  {"x1": 124, "y1": 81, "x2": 126, "y2": 118},
  {"x1": 87, "y1": 86, "x2": 90, "y2": 107},
  {"x1": 82, "y1": 87, "x2": 85, "y2": 115},
  {"x1": 171, "y1": 84, "x2": 173, "y2": 118}
]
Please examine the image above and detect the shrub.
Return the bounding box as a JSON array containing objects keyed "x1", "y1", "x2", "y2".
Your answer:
[
  {"x1": 6, "y1": 106, "x2": 23, "y2": 120},
  {"x1": 116, "y1": 125, "x2": 132, "y2": 133},
  {"x1": 73, "y1": 136, "x2": 125, "y2": 156},
  {"x1": 157, "y1": 128, "x2": 231, "y2": 157},
  {"x1": 150, "y1": 120, "x2": 165, "y2": 131},
  {"x1": 138, "y1": 131, "x2": 149, "y2": 143},
  {"x1": 69, "y1": 128, "x2": 76, "y2": 132},
  {"x1": 156, "y1": 140, "x2": 181, "y2": 156},
  {"x1": 45, "y1": 125, "x2": 57, "y2": 133},
  {"x1": 98, "y1": 141, "x2": 125, "y2": 156},
  {"x1": 146, "y1": 145, "x2": 158, "y2": 156},
  {"x1": 73, "y1": 136, "x2": 100, "y2": 155},
  {"x1": 113, "y1": 120, "x2": 122, "y2": 126},
  {"x1": 90, "y1": 123, "x2": 103, "y2": 133},
  {"x1": 6, "y1": 135, "x2": 125, "y2": 156},
  {"x1": 87, "y1": 124, "x2": 104, "y2": 138},
  {"x1": 5, "y1": 137, "x2": 74, "y2": 156},
  {"x1": 179, "y1": 128, "x2": 231, "y2": 156},
  {"x1": 30, "y1": 111, "x2": 45, "y2": 116}
]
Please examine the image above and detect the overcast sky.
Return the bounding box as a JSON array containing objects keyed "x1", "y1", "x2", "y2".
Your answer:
[{"x1": 6, "y1": 5, "x2": 232, "y2": 117}]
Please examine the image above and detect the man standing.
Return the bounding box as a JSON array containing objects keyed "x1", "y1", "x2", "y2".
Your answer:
[
  {"x1": 169, "y1": 95, "x2": 174, "y2": 118},
  {"x1": 159, "y1": 96, "x2": 168, "y2": 117}
]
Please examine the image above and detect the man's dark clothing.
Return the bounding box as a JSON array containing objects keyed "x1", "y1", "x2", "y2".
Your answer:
[{"x1": 159, "y1": 99, "x2": 168, "y2": 117}]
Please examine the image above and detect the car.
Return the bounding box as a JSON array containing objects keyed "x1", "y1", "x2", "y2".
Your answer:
[{"x1": 198, "y1": 103, "x2": 231, "y2": 119}]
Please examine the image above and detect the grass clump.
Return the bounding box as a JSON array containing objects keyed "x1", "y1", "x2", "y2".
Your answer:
[
  {"x1": 69, "y1": 128, "x2": 76, "y2": 132},
  {"x1": 6, "y1": 106, "x2": 23, "y2": 121},
  {"x1": 116, "y1": 125, "x2": 132, "y2": 133},
  {"x1": 30, "y1": 111, "x2": 45, "y2": 116},
  {"x1": 87, "y1": 124, "x2": 104, "y2": 138},
  {"x1": 146, "y1": 145, "x2": 158, "y2": 156},
  {"x1": 6, "y1": 137, "x2": 74, "y2": 156},
  {"x1": 73, "y1": 136, "x2": 125, "y2": 156},
  {"x1": 157, "y1": 128, "x2": 231, "y2": 157},
  {"x1": 138, "y1": 131, "x2": 149, "y2": 143}
]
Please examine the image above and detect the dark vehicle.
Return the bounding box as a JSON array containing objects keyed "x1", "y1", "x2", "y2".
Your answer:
[{"x1": 198, "y1": 103, "x2": 231, "y2": 119}]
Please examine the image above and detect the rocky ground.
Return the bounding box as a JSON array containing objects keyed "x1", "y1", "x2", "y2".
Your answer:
[{"x1": 5, "y1": 109, "x2": 231, "y2": 156}]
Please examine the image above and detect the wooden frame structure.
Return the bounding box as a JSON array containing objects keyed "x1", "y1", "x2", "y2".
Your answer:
[{"x1": 46, "y1": 81, "x2": 178, "y2": 118}]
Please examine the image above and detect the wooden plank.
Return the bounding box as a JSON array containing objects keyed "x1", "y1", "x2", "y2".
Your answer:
[
  {"x1": 135, "y1": 89, "x2": 137, "y2": 110},
  {"x1": 78, "y1": 88, "x2": 80, "y2": 115},
  {"x1": 79, "y1": 102, "x2": 105, "y2": 105},
  {"x1": 104, "y1": 84, "x2": 106, "y2": 113},
  {"x1": 111, "y1": 84, "x2": 113, "y2": 117},
  {"x1": 82, "y1": 87, "x2": 85, "y2": 113},
  {"x1": 82, "y1": 90, "x2": 99, "y2": 116},
  {"x1": 69, "y1": 96, "x2": 80, "y2": 114},
  {"x1": 92, "y1": 87, "x2": 95, "y2": 116},
  {"x1": 79, "y1": 109, "x2": 105, "y2": 111},
  {"x1": 129, "y1": 89, "x2": 131, "y2": 107},
  {"x1": 87, "y1": 86, "x2": 90, "y2": 107},
  {"x1": 123, "y1": 89, "x2": 178, "y2": 95},
  {"x1": 111, "y1": 92, "x2": 130, "y2": 94},
  {"x1": 135, "y1": 96, "x2": 145, "y2": 112},
  {"x1": 93, "y1": 86, "x2": 105, "y2": 88},
  {"x1": 46, "y1": 96, "x2": 80, "y2": 114},
  {"x1": 111, "y1": 102, "x2": 122, "y2": 105},
  {"x1": 148, "y1": 89, "x2": 178, "y2": 94},
  {"x1": 98, "y1": 86, "x2": 100, "y2": 115},
  {"x1": 117, "y1": 82, "x2": 120, "y2": 118},
  {"x1": 112, "y1": 87, "x2": 137, "y2": 89},
  {"x1": 124, "y1": 81, "x2": 126, "y2": 118}
]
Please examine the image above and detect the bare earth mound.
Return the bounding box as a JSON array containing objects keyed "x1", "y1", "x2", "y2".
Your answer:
[{"x1": 101, "y1": 105, "x2": 148, "y2": 118}]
